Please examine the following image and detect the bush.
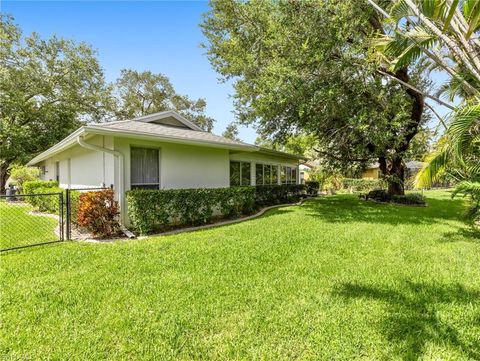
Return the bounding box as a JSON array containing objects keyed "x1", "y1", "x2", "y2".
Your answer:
[
  {"x1": 366, "y1": 189, "x2": 391, "y2": 203},
  {"x1": 23, "y1": 180, "x2": 58, "y2": 194},
  {"x1": 366, "y1": 189, "x2": 426, "y2": 206},
  {"x1": 27, "y1": 186, "x2": 64, "y2": 213},
  {"x1": 254, "y1": 184, "x2": 306, "y2": 206},
  {"x1": 127, "y1": 185, "x2": 305, "y2": 235},
  {"x1": 342, "y1": 178, "x2": 385, "y2": 193},
  {"x1": 305, "y1": 181, "x2": 320, "y2": 196},
  {"x1": 77, "y1": 189, "x2": 119, "y2": 238},
  {"x1": 392, "y1": 193, "x2": 426, "y2": 205},
  {"x1": 9, "y1": 164, "x2": 40, "y2": 191}
]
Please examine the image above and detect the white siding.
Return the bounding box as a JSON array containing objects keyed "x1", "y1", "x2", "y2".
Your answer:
[{"x1": 37, "y1": 135, "x2": 115, "y2": 189}]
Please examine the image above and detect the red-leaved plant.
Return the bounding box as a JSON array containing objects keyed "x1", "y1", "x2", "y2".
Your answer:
[{"x1": 77, "y1": 189, "x2": 119, "y2": 238}]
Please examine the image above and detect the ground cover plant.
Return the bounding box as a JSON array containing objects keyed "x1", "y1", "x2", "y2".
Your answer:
[{"x1": 1, "y1": 190, "x2": 479, "y2": 360}]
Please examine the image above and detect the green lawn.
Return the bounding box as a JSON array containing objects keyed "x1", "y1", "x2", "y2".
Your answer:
[
  {"x1": 0, "y1": 200, "x2": 58, "y2": 250},
  {"x1": 1, "y1": 190, "x2": 479, "y2": 360}
]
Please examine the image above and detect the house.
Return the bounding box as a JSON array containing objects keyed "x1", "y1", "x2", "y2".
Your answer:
[
  {"x1": 361, "y1": 161, "x2": 425, "y2": 179},
  {"x1": 27, "y1": 111, "x2": 305, "y2": 223}
]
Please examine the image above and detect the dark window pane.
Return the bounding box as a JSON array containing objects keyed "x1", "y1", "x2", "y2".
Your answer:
[
  {"x1": 264, "y1": 164, "x2": 271, "y2": 185},
  {"x1": 272, "y1": 165, "x2": 278, "y2": 185},
  {"x1": 241, "y1": 162, "x2": 251, "y2": 185},
  {"x1": 131, "y1": 184, "x2": 159, "y2": 190},
  {"x1": 256, "y1": 164, "x2": 263, "y2": 185},
  {"x1": 291, "y1": 167, "x2": 297, "y2": 184},
  {"x1": 281, "y1": 166, "x2": 286, "y2": 184},
  {"x1": 230, "y1": 161, "x2": 241, "y2": 186}
]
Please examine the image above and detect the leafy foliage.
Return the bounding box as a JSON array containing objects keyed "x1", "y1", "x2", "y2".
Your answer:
[
  {"x1": 127, "y1": 185, "x2": 306, "y2": 235},
  {"x1": 8, "y1": 165, "x2": 40, "y2": 190},
  {"x1": 23, "y1": 180, "x2": 59, "y2": 195},
  {"x1": 451, "y1": 181, "x2": 480, "y2": 225},
  {"x1": 222, "y1": 123, "x2": 241, "y2": 141},
  {"x1": 111, "y1": 69, "x2": 215, "y2": 131},
  {"x1": 202, "y1": 0, "x2": 429, "y2": 195},
  {"x1": 77, "y1": 189, "x2": 119, "y2": 238},
  {"x1": 0, "y1": 15, "x2": 110, "y2": 192}
]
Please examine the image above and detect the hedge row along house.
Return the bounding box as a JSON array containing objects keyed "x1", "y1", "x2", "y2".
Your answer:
[{"x1": 27, "y1": 111, "x2": 305, "y2": 225}]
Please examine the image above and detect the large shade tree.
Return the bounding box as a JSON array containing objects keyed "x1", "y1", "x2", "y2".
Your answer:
[
  {"x1": 0, "y1": 16, "x2": 110, "y2": 193},
  {"x1": 112, "y1": 69, "x2": 215, "y2": 131},
  {"x1": 202, "y1": 0, "x2": 436, "y2": 195}
]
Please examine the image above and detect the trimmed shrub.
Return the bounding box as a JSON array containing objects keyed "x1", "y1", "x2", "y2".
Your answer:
[
  {"x1": 127, "y1": 185, "x2": 305, "y2": 235},
  {"x1": 392, "y1": 193, "x2": 426, "y2": 205},
  {"x1": 27, "y1": 186, "x2": 63, "y2": 213},
  {"x1": 9, "y1": 164, "x2": 40, "y2": 191},
  {"x1": 305, "y1": 181, "x2": 320, "y2": 196},
  {"x1": 23, "y1": 180, "x2": 58, "y2": 195},
  {"x1": 77, "y1": 189, "x2": 120, "y2": 237},
  {"x1": 255, "y1": 184, "x2": 306, "y2": 206},
  {"x1": 127, "y1": 187, "x2": 257, "y2": 235}
]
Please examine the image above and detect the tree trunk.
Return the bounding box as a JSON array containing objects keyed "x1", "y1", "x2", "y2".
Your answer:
[
  {"x1": 0, "y1": 162, "x2": 10, "y2": 195},
  {"x1": 387, "y1": 157, "x2": 405, "y2": 196}
]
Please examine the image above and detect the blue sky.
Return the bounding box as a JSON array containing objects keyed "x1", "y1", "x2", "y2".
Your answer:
[
  {"x1": 2, "y1": 1, "x2": 453, "y2": 142},
  {"x1": 1, "y1": 0, "x2": 259, "y2": 143}
]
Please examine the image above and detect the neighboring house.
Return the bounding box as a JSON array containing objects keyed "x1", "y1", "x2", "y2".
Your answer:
[
  {"x1": 28, "y1": 111, "x2": 305, "y2": 223},
  {"x1": 361, "y1": 161, "x2": 425, "y2": 179}
]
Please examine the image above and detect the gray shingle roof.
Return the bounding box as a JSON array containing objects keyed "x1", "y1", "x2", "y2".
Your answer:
[{"x1": 94, "y1": 120, "x2": 252, "y2": 148}]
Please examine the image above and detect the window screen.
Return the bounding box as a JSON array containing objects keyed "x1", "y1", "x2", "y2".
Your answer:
[
  {"x1": 230, "y1": 161, "x2": 251, "y2": 186},
  {"x1": 131, "y1": 147, "x2": 159, "y2": 189}
]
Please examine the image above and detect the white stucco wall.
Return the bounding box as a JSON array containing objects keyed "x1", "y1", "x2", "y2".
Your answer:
[
  {"x1": 38, "y1": 135, "x2": 115, "y2": 189},
  {"x1": 113, "y1": 137, "x2": 230, "y2": 191}
]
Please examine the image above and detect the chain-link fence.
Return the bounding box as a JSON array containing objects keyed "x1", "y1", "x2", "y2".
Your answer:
[{"x1": 0, "y1": 193, "x2": 64, "y2": 252}]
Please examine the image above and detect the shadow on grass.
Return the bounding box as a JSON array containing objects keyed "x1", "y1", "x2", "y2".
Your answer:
[
  {"x1": 302, "y1": 195, "x2": 467, "y2": 226},
  {"x1": 333, "y1": 281, "x2": 480, "y2": 360}
]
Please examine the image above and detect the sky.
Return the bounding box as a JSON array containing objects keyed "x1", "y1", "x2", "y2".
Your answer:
[
  {"x1": 1, "y1": 0, "x2": 259, "y2": 143},
  {"x1": 2, "y1": 0, "x2": 454, "y2": 142}
]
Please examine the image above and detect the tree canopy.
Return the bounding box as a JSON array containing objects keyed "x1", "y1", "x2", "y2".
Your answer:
[
  {"x1": 111, "y1": 69, "x2": 214, "y2": 132},
  {"x1": 202, "y1": 0, "x2": 432, "y2": 195},
  {"x1": 0, "y1": 15, "x2": 110, "y2": 192}
]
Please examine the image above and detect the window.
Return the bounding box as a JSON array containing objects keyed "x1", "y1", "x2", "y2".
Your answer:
[
  {"x1": 55, "y1": 161, "x2": 60, "y2": 183},
  {"x1": 255, "y1": 163, "x2": 279, "y2": 185},
  {"x1": 131, "y1": 147, "x2": 159, "y2": 189},
  {"x1": 230, "y1": 161, "x2": 251, "y2": 186},
  {"x1": 281, "y1": 166, "x2": 297, "y2": 184}
]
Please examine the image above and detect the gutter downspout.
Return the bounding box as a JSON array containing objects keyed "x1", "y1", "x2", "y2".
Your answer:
[{"x1": 76, "y1": 136, "x2": 126, "y2": 225}]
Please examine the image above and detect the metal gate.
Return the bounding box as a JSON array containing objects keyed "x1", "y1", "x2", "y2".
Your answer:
[{"x1": 0, "y1": 192, "x2": 64, "y2": 252}]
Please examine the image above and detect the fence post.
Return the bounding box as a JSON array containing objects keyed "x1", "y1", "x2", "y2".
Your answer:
[
  {"x1": 66, "y1": 189, "x2": 71, "y2": 240},
  {"x1": 59, "y1": 192, "x2": 64, "y2": 241}
]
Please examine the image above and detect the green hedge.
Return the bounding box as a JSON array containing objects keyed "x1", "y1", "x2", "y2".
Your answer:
[
  {"x1": 127, "y1": 184, "x2": 307, "y2": 235},
  {"x1": 22, "y1": 180, "x2": 80, "y2": 215},
  {"x1": 342, "y1": 178, "x2": 385, "y2": 193},
  {"x1": 23, "y1": 180, "x2": 58, "y2": 194},
  {"x1": 254, "y1": 184, "x2": 306, "y2": 206}
]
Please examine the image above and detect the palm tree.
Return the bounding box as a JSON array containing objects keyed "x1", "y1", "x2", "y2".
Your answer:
[{"x1": 367, "y1": 0, "x2": 480, "y2": 223}]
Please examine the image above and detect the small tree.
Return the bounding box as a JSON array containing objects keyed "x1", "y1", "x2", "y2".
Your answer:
[{"x1": 9, "y1": 164, "x2": 40, "y2": 191}]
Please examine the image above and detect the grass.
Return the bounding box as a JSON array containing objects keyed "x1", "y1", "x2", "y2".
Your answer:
[
  {"x1": 1, "y1": 190, "x2": 479, "y2": 360},
  {"x1": 0, "y1": 200, "x2": 58, "y2": 250}
]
